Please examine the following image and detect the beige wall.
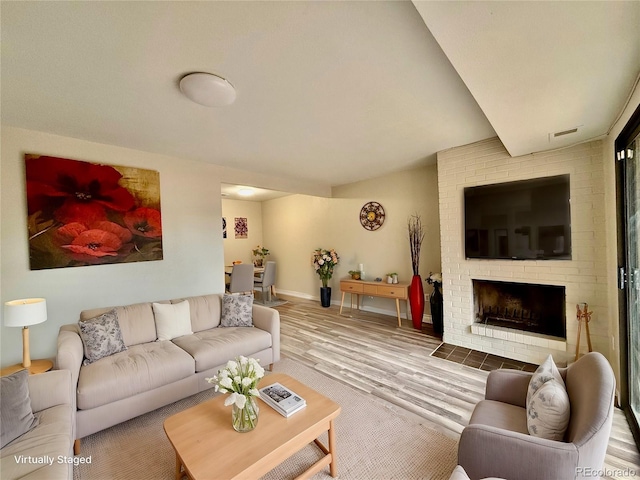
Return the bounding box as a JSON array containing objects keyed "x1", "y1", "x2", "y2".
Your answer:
[
  {"x1": 603, "y1": 84, "x2": 640, "y2": 386},
  {"x1": 222, "y1": 199, "x2": 263, "y2": 266},
  {"x1": 262, "y1": 165, "x2": 441, "y2": 319},
  {"x1": 261, "y1": 194, "x2": 333, "y2": 300},
  {"x1": 0, "y1": 126, "x2": 226, "y2": 366}
]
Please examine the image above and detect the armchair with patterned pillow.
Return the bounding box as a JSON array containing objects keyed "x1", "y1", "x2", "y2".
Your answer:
[{"x1": 458, "y1": 352, "x2": 615, "y2": 480}]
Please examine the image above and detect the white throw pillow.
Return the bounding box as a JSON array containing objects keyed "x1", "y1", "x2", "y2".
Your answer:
[
  {"x1": 527, "y1": 354, "x2": 565, "y2": 406},
  {"x1": 526, "y1": 378, "x2": 571, "y2": 440},
  {"x1": 152, "y1": 301, "x2": 193, "y2": 341}
]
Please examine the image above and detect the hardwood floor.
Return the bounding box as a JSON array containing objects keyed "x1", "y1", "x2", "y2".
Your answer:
[{"x1": 274, "y1": 295, "x2": 640, "y2": 479}]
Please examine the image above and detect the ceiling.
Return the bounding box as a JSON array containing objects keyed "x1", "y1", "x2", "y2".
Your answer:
[{"x1": 2, "y1": 2, "x2": 639, "y2": 193}]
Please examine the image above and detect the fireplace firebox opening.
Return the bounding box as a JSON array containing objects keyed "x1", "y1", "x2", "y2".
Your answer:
[{"x1": 472, "y1": 279, "x2": 566, "y2": 339}]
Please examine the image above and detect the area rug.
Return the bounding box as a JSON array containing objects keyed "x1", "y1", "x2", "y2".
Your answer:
[
  {"x1": 73, "y1": 358, "x2": 459, "y2": 480},
  {"x1": 253, "y1": 296, "x2": 288, "y2": 307}
]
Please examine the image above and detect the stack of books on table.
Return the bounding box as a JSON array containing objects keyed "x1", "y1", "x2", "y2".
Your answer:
[{"x1": 259, "y1": 382, "x2": 307, "y2": 417}]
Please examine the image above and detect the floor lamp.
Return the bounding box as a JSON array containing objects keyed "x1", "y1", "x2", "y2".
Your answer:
[{"x1": 4, "y1": 298, "x2": 47, "y2": 368}]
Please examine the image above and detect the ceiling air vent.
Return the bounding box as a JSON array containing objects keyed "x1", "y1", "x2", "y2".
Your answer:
[{"x1": 548, "y1": 126, "x2": 582, "y2": 142}]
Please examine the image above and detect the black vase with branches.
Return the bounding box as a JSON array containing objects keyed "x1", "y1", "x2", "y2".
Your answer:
[{"x1": 408, "y1": 214, "x2": 425, "y2": 330}]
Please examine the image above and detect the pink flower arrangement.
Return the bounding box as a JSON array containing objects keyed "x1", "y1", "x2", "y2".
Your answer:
[{"x1": 312, "y1": 248, "x2": 340, "y2": 287}]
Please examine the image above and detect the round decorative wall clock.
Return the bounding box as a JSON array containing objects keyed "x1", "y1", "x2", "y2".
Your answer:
[{"x1": 359, "y1": 201, "x2": 385, "y2": 231}]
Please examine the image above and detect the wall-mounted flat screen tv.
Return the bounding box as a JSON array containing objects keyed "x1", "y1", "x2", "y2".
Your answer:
[{"x1": 464, "y1": 175, "x2": 571, "y2": 260}]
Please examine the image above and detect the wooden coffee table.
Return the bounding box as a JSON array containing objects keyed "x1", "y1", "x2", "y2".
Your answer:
[{"x1": 163, "y1": 373, "x2": 341, "y2": 480}]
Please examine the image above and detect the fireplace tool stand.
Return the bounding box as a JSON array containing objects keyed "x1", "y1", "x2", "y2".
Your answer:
[{"x1": 575, "y1": 303, "x2": 593, "y2": 361}]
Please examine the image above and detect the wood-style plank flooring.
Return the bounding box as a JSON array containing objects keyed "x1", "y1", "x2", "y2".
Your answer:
[{"x1": 274, "y1": 296, "x2": 640, "y2": 479}]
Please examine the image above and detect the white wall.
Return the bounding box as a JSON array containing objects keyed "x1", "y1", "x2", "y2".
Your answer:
[
  {"x1": 0, "y1": 127, "x2": 226, "y2": 366},
  {"x1": 437, "y1": 137, "x2": 610, "y2": 365},
  {"x1": 221, "y1": 199, "x2": 263, "y2": 266},
  {"x1": 262, "y1": 165, "x2": 441, "y2": 320}
]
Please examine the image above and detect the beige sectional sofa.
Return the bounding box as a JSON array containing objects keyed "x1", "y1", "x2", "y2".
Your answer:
[
  {"x1": 0, "y1": 370, "x2": 75, "y2": 480},
  {"x1": 56, "y1": 293, "x2": 280, "y2": 450}
]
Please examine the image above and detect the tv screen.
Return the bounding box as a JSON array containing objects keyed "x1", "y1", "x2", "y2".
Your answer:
[{"x1": 464, "y1": 175, "x2": 571, "y2": 260}]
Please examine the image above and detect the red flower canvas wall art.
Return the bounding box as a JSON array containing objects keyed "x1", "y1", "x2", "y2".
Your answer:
[{"x1": 25, "y1": 154, "x2": 163, "y2": 270}]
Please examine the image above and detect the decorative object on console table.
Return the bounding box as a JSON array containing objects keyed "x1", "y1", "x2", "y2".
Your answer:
[
  {"x1": 205, "y1": 356, "x2": 264, "y2": 433},
  {"x1": 312, "y1": 248, "x2": 340, "y2": 308},
  {"x1": 575, "y1": 303, "x2": 593, "y2": 361},
  {"x1": 427, "y1": 272, "x2": 444, "y2": 337},
  {"x1": 408, "y1": 214, "x2": 425, "y2": 330},
  {"x1": 348, "y1": 270, "x2": 361, "y2": 280},
  {"x1": 3, "y1": 298, "x2": 48, "y2": 368}
]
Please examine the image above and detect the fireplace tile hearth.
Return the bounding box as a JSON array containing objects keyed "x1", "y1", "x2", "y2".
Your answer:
[{"x1": 431, "y1": 343, "x2": 537, "y2": 372}]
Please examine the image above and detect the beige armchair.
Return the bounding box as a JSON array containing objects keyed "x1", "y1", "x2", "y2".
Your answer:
[{"x1": 458, "y1": 352, "x2": 615, "y2": 480}]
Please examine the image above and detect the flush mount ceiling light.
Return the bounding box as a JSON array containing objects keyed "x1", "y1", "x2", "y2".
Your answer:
[
  {"x1": 179, "y1": 72, "x2": 236, "y2": 107},
  {"x1": 237, "y1": 188, "x2": 254, "y2": 197}
]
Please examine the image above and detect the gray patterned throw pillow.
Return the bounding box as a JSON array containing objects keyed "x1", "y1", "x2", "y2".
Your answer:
[
  {"x1": 221, "y1": 294, "x2": 253, "y2": 327},
  {"x1": 78, "y1": 309, "x2": 127, "y2": 365},
  {"x1": 0, "y1": 369, "x2": 39, "y2": 448}
]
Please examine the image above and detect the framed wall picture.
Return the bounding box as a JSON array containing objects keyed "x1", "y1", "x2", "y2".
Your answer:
[
  {"x1": 25, "y1": 154, "x2": 163, "y2": 270},
  {"x1": 234, "y1": 217, "x2": 248, "y2": 239}
]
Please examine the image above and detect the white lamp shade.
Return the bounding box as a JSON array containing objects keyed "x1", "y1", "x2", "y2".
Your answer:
[
  {"x1": 4, "y1": 298, "x2": 47, "y2": 327},
  {"x1": 179, "y1": 73, "x2": 236, "y2": 107}
]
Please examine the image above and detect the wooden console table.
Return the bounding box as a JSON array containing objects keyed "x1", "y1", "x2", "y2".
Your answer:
[{"x1": 339, "y1": 279, "x2": 410, "y2": 327}]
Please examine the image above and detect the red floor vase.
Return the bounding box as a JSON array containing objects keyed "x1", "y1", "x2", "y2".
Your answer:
[{"x1": 409, "y1": 275, "x2": 425, "y2": 330}]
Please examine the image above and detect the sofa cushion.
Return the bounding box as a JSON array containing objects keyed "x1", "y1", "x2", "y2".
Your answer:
[
  {"x1": 221, "y1": 294, "x2": 253, "y2": 327},
  {"x1": 172, "y1": 327, "x2": 272, "y2": 373},
  {"x1": 78, "y1": 309, "x2": 127, "y2": 365},
  {"x1": 76, "y1": 341, "x2": 195, "y2": 410},
  {"x1": 527, "y1": 378, "x2": 570, "y2": 441},
  {"x1": 468, "y1": 399, "x2": 529, "y2": 435},
  {"x1": 171, "y1": 294, "x2": 221, "y2": 332},
  {"x1": 0, "y1": 404, "x2": 73, "y2": 480},
  {"x1": 152, "y1": 301, "x2": 193, "y2": 341},
  {"x1": 80, "y1": 302, "x2": 156, "y2": 347},
  {"x1": 1, "y1": 370, "x2": 39, "y2": 448}
]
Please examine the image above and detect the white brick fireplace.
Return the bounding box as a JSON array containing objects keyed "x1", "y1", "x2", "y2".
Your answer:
[{"x1": 437, "y1": 137, "x2": 609, "y2": 365}]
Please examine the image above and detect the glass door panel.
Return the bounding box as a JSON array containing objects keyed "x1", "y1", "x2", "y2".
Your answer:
[{"x1": 626, "y1": 137, "x2": 640, "y2": 426}]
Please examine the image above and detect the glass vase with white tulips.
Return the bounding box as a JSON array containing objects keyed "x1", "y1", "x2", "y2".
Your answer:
[{"x1": 206, "y1": 356, "x2": 265, "y2": 432}]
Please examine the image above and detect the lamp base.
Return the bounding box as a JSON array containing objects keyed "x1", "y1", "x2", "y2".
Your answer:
[{"x1": 22, "y1": 326, "x2": 32, "y2": 368}]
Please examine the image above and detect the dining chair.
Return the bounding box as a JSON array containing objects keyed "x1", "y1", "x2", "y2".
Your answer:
[
  {"x1": 227, "y1": 263, "x2": 255, "y2": 294},
  {"x1": 254, "y1": 261, "x2": 276, "y2": 303}
]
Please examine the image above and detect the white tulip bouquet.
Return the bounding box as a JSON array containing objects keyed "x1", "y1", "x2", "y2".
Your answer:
[{"x1": 206, "y1": 356, "x2": 265, "y2": 431}]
